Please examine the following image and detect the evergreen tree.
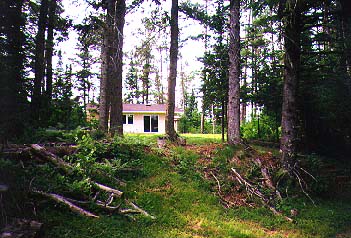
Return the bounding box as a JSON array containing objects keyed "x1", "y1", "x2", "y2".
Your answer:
[
  {"x1": 279, "y1": 0, "x2": 306, "y2": 171},
  {"x1": 228, "y1": 0, "x2": 241, "y2": 145},
  {"x1": 75, "y1": 17, "x2": 101, "y2": 109},
  {"x1": 30, "y1": 0, "x2": 70, "y2": 125},
  {"x1": 99, "y1": 0, "x2": 126, "y2": 136},
  {"x1": 124, "y1": 59, "x2": 140, "y2": 103},
  {"x1": 50, "y1": 53, "x2": 74, "y2": 128},
  {"x1": 0, "y1": 0, "x2": 27, "y2": 145},
  {"x1": 109, "y1": 0, "x2": 126, "y2": 137},
  {"x1": 44, "y1": 0, "x2": 57, "y2": 108},
  {"x1": 165, "y1": 0, "x2": 179, "y2": 141},
  {"x1": 31, "y1": 0, "x2": 49, "y2": 123}
]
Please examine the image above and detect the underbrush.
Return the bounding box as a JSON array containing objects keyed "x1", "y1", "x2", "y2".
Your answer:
[
  {"x1": 1, "y1": 132, "x2": 350, "y2": 237},
  {"x1": 171, "y1": 143, "x2": 351, "y2": 237},
  {"x1": 0, "y1": 133, "x2": 151, "y2": 228}
]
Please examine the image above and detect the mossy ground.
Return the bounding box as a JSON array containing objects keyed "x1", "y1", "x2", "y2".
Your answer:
[{"x1": 1, "y1": 134, "x2": 350, "y2": 238}]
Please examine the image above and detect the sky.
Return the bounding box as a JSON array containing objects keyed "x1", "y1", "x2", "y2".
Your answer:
[{"x1": 59, "y1": 0, "x2": 207, "y2": 105}]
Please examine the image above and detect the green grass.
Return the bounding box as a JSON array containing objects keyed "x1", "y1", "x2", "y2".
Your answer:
[
  {"x1": 124, "y1": 133, "x2": 160, "y2": 145},
  {"x1": 124, "y1": 133, "x2": 223, "y2": 145},
  {"x1": 181, "y1": 133, "x2": 223, "y2": 144},
  {"x1": 38, "y1": 140, "x2": 351, "y2": 238},
  {"x1": 40, "y1": 153, "x2": 279, "y2": 238},
  {"x1": 2, "y1": 133, "x2": 351, "y2": 238}
]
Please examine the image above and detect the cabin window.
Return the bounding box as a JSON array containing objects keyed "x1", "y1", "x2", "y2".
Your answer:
[
  {"x1": 123, "y1": 115, "x2": 133, "y2": 124},
  {"x1": 128, "y1": 115, "x2": 133, "y2": 124},
  {"x1": 144, "y1": 115, "x2": 158, "y2": 132}
]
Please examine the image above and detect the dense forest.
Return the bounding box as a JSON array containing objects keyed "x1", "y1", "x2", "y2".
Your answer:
[
  {"x1": 1, "y1": 0, "x2": 351, "y2": 237},
  {"x1": 1, "y1": 0, "x2": 351, "y2": 154}
]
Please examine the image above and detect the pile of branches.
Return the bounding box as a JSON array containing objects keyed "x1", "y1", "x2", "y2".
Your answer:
[
  {"x1": 209, "y1": 144, "x2": 316, "y2": 222},
  {"x1": 1, "y1": 143, "x2": 154, "y2": 220}
]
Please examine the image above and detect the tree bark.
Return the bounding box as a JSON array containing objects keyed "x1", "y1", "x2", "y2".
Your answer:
[
  {"x1": 99, "y1": 43, "x2": 109, "y2": 132},
  {"x1": 0, "y1": 0, "x2": 26, "y2": 143},
  {"x1": 34, "y1": 190, "x2": 99, "y2": 218},
  {"x1": 200, "y1": 110, "x2": 205, "y2": 134},
  {"x1": 109, "y1": 0, "x2": 126, "y2": 137},
  {"x1": 221, "y1": 101, "x2": 225, "y2": 142},
  {"x1": 45, "y1": 0, "x2": 56, "y2": 103},
  {"x1": 99, "y1": 4, "x2": 112, "y2": 133},
  {"x1": 44, "y1": 0, "x2": 57, "y2": 123},
  {"x1": 227, "y1": 0, "x2": 241, "y2": 145},
  {"x1": 165, "y1": 0, "x2": 179, "y2": 141},
  {"x1": 338, "y1": 0, "x2": 351, "y2": 94},
  {"x1": 32, "y1": 0, "x2": 49, "y2": 122},
  {"x1": 141, "y1": 57, "x2": 151, "y2": 104},
  {"x1": 280, "y1": 0, "x2": 302, "y2": 171}
]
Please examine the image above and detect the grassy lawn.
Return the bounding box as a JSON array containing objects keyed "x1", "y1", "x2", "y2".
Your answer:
[{"x1": 125, "y1": 133, "x2": 224, "y2": 145}]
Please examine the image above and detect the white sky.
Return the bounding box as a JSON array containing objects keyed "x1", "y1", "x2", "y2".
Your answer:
[{"x1": 59, "y1": 0, "x2": 206, "y2": 106}]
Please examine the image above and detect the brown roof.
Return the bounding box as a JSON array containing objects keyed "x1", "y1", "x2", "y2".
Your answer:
[{"x1": 123, "y1": 104, "x2": 183, "y2": 113}]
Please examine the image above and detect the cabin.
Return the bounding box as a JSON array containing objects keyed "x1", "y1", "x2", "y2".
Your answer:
[
  {"x1": 86, "y1": 103, "x2": 183, "y2": 134},
  {"x1": 123, "y1": 104, "x2": 183, "y2": 133}
]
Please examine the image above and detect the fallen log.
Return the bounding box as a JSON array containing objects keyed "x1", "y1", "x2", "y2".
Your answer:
[
  {"x1": 125, "y1": 200, "x2": 156, "y2": 219},
  {"x1": 95, "y1": 200, "x2": 121, "y2": 211},
  {"x1": 30, "y1": 144, "x2": 73, "y2": 173},
  {"x1": 27, "y1": 144, "x2": 155, "y2": 219},
  {"x1": 93, "y1": 182, "x2": 123, "y2": 197},
  {"x1": 33, "y1": 190, "x2": 99, "y2": 218},
  {"x1": 30, "y1": 144, "x2": 124, "y2": 197}
]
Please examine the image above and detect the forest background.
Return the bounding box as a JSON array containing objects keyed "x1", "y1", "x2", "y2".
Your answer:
[
  {"x1": 1, "y1": 0, "x2": 351, "y2": 237},
  {"x1": 1, "y1": 0, "x2": 351, "y2": 156}
]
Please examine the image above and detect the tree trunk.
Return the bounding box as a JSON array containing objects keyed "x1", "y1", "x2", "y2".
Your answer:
[
  {"x1": 99, "y1": 15, "x2": 110, "y2": 133},
  {"x1": 165, "y1": 0, "x2": 179, "y2": 141},
  {"x1": 44, "y1": 0, "x2": 57, "y2": 122},
  {"x1": 338, "y1": 0, "x2": 351, "y2": 94},
  {"x1": 155, "y1": 72, "x2": 163, "y2": 104},
  {"x1": 82, "y1": 59, "x2": 88, "y2": 109},
  {"x1": 180, "y1": 66, "x2": 186, "y2": 110},
  {"x1": 200, "y1": 109, "x2": 205, "y2": 134},
  {"x1": 211, "y1": 104, "x2": 216, "y2": 134},
  {"x1": 280, "y1": 0, "x2": 302, "y2": 171},
  {"x1": 141, "y1": 59, "x2": 151, "y2": 104},
  {"x1": 200, "y1": 0, "x2": 208, "y2": 135},
  {"x1": 32, "y1": 0, "x2": 49, "y2": 122},
  {"x1": 109, "y1": 0, "x2": 126, "y2": 137},
  {"x1": 241, "y1": 6, "x2": 251, "y2": 125},
  {"x1": 221, "y1": 101, "x2": 225, "y2": 142},
  {"x1": 227, "y1": 0, "x2": 241, "y2": 145},
  {"x1": 240, "y1": 66, "x2": 247, "y2": 123},
  {"x1": 158, "y1": 44, "x2": 164, "y2": 104},
  {"x1": 0, "y1": 0, "x2": 26, "y2": 143}
]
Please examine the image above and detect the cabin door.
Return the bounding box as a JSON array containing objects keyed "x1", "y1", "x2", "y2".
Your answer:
[{"x1": 144, "y1": 115, "x2": 158, "y2": 132}]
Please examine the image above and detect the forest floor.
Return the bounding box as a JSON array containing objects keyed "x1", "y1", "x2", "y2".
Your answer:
[{"x1": 1, "y1": 133, "x2": 351, "y2": 238}]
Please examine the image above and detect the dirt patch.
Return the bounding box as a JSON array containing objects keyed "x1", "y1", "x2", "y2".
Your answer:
[
  {"x1": 183, "y1": 143, "x2": 257, "y2": 208},
  {"x1": 145, "y1": 183, "x2": 172, "y2": 194},
  {"x1": 183, "y1": 143, "x2": 223, "y2": 158}
]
